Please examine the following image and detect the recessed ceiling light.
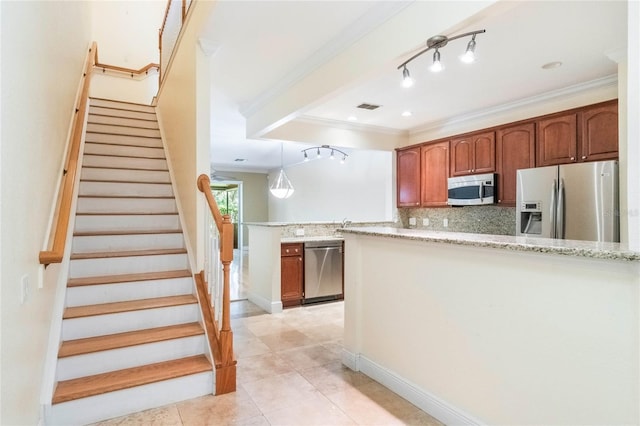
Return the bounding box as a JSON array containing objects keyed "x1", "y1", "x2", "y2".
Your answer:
[
  {"x1": 542, "y1": 61, "x2": 563, "y2": 70},
  {"x1": 401, "y1": 111, "x2": 412, "y2": 117},
  {"x1": 347, "y1": 116, "x2": 357, "y2": 121}
]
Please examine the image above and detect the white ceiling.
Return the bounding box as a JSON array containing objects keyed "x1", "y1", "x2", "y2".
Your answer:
[{"x1": 202, "y1": 0, "x2": 626, "y2": 174}]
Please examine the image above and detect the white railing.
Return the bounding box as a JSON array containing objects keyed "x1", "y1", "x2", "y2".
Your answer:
[{"x1": 159, "y1": 0, "x2": 191, "y2": 84}]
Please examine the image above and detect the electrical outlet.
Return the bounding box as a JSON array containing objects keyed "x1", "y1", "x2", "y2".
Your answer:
[
  {"x1": 20, "y1": 274, "x2": 29, "y2": 304},
  {"x1": 408, "y1": 217, "x2": 417, "y2": 226},
  {"x1": 422, "y1": 218, "x2": 430, "y2": 226},
  {"x1": 295, "y1": 228, "x2": 305, "y2": 236},
  {"x1": 443, "y1": 218, "x2": 449, "y2": 227}
]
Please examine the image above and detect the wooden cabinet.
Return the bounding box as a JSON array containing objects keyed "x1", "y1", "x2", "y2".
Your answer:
[
  {"x1": 420, "y1": 141, "x2": 450, "y2": 207},
  {"x1": 281, "y1": 243, "x2": 303, "y2": 307},
  {"x1": 536, "y1": 113, "x2": 577, "y2": 166},
  {"x1": 396, "y1": 147, "x2": 421, "y2": 207},
  {"x1": 537, "y1": 101, "x2": 618, "y2": 166},
  {"x1": 496, "y1": 123, "x2": 535, "y2": 206},
  {"x1": 580, "y1": 101, "x2": 618, "y2": 162},
  {"x1": 450, "y1": 131, "x2": 495, "y2": 176}
]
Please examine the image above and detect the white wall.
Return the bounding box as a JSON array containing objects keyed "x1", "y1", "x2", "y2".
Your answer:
[
  {"x1": 343, "y1": 234, "x2": 640, "y2": 425},
  {"x1": 0, "y1": 2, "x2": 91, "y2": 424},
  {"x1": 89, "y1": 0, "x2": 166, "y2": 104},
  {"x1": 268, "y1": 149, "x2": 393, "y2": 223}
]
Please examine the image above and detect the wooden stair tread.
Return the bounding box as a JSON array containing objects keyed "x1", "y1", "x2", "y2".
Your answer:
[
  {"x1": 77, "y1": 195, "x2": 174, "y2": 199},
  {"x1": 73, "y1": 229, "x2": 181, "y2": 237},
  {"x1": 67, "y1": 269, "x2": 191, "y2": 287},
  {"x1": 52, "y1": 355, "x2": 211, "y2": 404},
  {"x1": 80, "y1": 164, "x2": 168, "y2": 172},
  {"x1": 80, "y1": 179, "x2": 171, "y2": 185},
  {"x1": 59, "y1": 322, "x2": 204, "y2": 357},
  {"x1": 63, "y1": 294, "x2": 197, "y2": 319},
  {"x1": 71, "y1": 248, "x2": 186, "y2": 260},
  {"x1": 75, "y1": 211, "x2": 178, "y2": 216}
]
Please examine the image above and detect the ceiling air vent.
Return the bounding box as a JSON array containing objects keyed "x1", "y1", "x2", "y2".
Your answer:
[{"x1": 356, "y1": 103, "x2": 381, "y2": 110}]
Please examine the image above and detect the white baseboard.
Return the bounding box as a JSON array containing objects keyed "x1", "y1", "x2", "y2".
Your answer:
[
  {"x1": 247, "y1": 291, "x2": 282, "y2": 314},
  {"x1": 342, "y1": 350, "x2": 484, "y2": 426}
]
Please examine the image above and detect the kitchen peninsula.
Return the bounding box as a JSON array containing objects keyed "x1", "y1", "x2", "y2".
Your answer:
[
  {"x1": 246, "y1": 221, "x2": 393, "y2": 313},
  {"x1": 340, "y1": 227, "x2": 640, "y2": 425}
]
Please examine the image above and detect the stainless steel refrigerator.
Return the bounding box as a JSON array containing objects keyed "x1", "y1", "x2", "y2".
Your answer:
[{"x1": 516, "y1": 160, "x2": 619, "y2": 242}]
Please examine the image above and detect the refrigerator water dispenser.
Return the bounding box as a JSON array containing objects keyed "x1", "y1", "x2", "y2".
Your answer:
[{"x1": 520, "y1": 201, "x2": 542, "y2": 235}]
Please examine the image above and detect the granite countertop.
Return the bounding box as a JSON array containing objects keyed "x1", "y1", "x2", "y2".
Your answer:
[
  {"x1": 246, "y1": 221, "x2": 345, "y2": 227},
  {"x1": 340, "y1": 227, "x2": 640, "y2": 262},
  {"x1": 281, "y1": 235, "x2": 344, "y2": 243}
]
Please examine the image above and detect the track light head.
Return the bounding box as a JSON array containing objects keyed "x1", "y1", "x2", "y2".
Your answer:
[
  {"x1": 460, "y1": 35, "x2": 477, "y2": 64},
  {"x1": 430, "y1": 49, "x2": 444, "y2": 73},
  {"x1": 402, "y1": 66, "x2": 414, "y2": 88}
]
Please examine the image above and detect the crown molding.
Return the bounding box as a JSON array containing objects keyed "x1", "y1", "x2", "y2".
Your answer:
[
  {"x1": 239, "y1": 1, "x2": 412, "y2": 119},
  {"x1": 409, "y1": 74, "x2": 618, "y2": 136}
]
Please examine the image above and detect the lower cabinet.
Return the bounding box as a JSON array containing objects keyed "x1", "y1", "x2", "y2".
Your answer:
[{"x1": 281, "y1": 243, "x2": 303, "y2": 307}]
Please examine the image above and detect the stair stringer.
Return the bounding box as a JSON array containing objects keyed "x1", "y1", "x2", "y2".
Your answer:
[
  {"x1": 155, "y1": 102, "x2": 218, "y2": 389},
  {"x1": 39, "y1": 98, "x2": 90, "y2": 423}
]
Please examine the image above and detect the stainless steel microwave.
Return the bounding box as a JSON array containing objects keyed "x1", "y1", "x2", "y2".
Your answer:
[{"x1": 447, "y1": 173, "x2": 495, "y2": 206}]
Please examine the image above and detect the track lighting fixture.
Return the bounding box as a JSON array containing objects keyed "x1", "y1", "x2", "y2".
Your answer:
[
  {"x1": 397, "y1": 29, "x2": 485, "y2": 84},
  {"x1": 301, "y1": 145, "x2": 348, "y2": 164}
]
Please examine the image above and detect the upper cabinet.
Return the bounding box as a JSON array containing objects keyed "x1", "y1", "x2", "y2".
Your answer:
[
  {"x1": 496, "y1": 123, "x2": 535, "y2": 206},
  {"x1": 537, "y1": 100, "x2": 618, "y2": 166},
  {"x1": 396, "y1": 147, "x2": 421, "y2": 207},
  {"x1": 580, "y1": 101, "x2": 618, "y2": 162},
  {"x1": 421, "y1": 141, "x2": 450, "y2": 207},
  {"x1": 450, "y1": 131, "x2": 495, "y2": 176},
  {"x1": 536, "y1": 113, "x2": 578, "y2": 166}
]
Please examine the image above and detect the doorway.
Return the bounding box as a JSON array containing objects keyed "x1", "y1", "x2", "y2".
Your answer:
[{"x1": 211, "y1": 181, "x2": 246, "y2": 301}]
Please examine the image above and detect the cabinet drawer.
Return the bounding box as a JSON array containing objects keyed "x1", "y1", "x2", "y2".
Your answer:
[{"x1": 281, "y1": 243, "x2": 303, "y2": 256}]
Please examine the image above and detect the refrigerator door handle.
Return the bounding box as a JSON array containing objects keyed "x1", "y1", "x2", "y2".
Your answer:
[
  {"x1": 550, "y1": 179, "x2": 557, "y2": 238},
  {"x1": 557, "y1": 178, "x2": 565, "y2": 239}
]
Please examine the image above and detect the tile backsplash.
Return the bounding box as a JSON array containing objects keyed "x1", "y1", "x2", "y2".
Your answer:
[{"x1": 398, "y1": 206, "x2": 516, "y2": 236}]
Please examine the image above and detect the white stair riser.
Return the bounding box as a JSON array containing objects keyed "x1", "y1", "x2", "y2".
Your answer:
[
  {"x1": 89, "y1": 106, "x2": 157, "y2": 121},
  {"x1": 47, "y1": 371, "x2": 213, "y2": 425},
  {"x1": 74, "y1": 214, "x2": 181, "y2": 232},
  {"x1": 82, "y1": 154, "x2": 167, "y2": 170},
  {"x1": 85, "y1": 132, "x2": 162, "y2": 148},
  {"x1": 66, "y1": 277, "x2": 193, "y2": 307},
  {"x1": 86, "y1": 123, "x2": 160, "y2": 138},
  {"x1": 88, "y1": 114, "x2": 159, "y2": 130},
  {"x1": 79, "y1": 181, "x2": 173, "y2": 197},
  {"x1": 90, "y1": 98, "x2": 155, "y2": 113},
  {"x1": 56, "y1": 335, "x2": 206, "y2": 380},
  {"x1": 69, "y1": 253, "x2": 189, "y2": 278},
  {"x1": 81, "y1": 167, "x2": 171, "y2": 183},
  {"x1": 72, "y1": 233, "x2": 184, "y2": 253},
  {"x1": 84, "y1": 142, "x2": 166, "y2": 159},
  {"x1": 62, "y1": 304, "x2": 200, "y2": 340},
  {"x1": 76, "y1": 197, "x2": 177, "y2": 214}
]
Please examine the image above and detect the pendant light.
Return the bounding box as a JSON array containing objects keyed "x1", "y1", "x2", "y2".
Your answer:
[{"x1": 270, "y1": 143, "x2": 294, "y2": 199}]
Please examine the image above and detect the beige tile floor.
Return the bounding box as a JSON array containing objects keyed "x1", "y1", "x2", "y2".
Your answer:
[{"x1": 96, "y1": 300, "x2": 443, "y2": 425}]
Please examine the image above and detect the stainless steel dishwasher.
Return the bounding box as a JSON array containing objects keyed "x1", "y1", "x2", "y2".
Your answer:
[{"x1": 303, "y1": 240, "x2": 343, "y2": 303}]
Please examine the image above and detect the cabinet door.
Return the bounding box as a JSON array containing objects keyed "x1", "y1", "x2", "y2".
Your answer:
[
  {"x1": 281, "y1": 255, "x2": 303, "y2": 307},
  {"x1": 580, "y1": 102, "x2": 618, "y2": 161},
  {"x1": 421, "y1": 141, "x2": 450, "y2": 207},
  {"x1": 536, "y1": 113, "x2": 577, "y2": 166},
  {"x1": 396, "y1": 147, "x2": 421, "y2": 207},
  {"x1": 472, "y1": 131, "x2": 496, "y2": 174},
  {"x1": 496, "y1": 123, "x2": 535, "y2": 206},
  {"x1": 450, "y1": 137, "x2": 474, "y2": 176}
]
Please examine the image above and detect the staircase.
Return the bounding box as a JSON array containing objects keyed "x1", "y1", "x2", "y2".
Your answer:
[{"x1": 48, "y1": 98, "x2": 214, "y2": 425}]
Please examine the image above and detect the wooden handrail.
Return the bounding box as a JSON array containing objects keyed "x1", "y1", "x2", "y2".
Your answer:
[
  {"x1": 197, "y1": 174, "x2": 236, "y2": 395},
  {"x1": 39, "y1": 42, "x2": 97, "y2": 265},
  {"x1": 94, "y1": 44, "x2": 159, "y2": 76}
]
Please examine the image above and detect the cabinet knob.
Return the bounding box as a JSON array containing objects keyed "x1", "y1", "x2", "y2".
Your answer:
[
  {"x1": 286, "y1": 249, "x2": 290, "y2": 253},
  {"x1": 570, "y1": 157, "x2": 575, "y2": 161},
  {"x1": 582, "y1": 155, "x2": 587, "y2": 160}
]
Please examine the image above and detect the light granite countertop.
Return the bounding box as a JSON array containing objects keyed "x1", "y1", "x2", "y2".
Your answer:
[
  {"x1": 340, "y1": 227, "x2": 640, "y2": 262},
  {"x1": 281, "y1": 235, "x2": 344, "y2": 243}
]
